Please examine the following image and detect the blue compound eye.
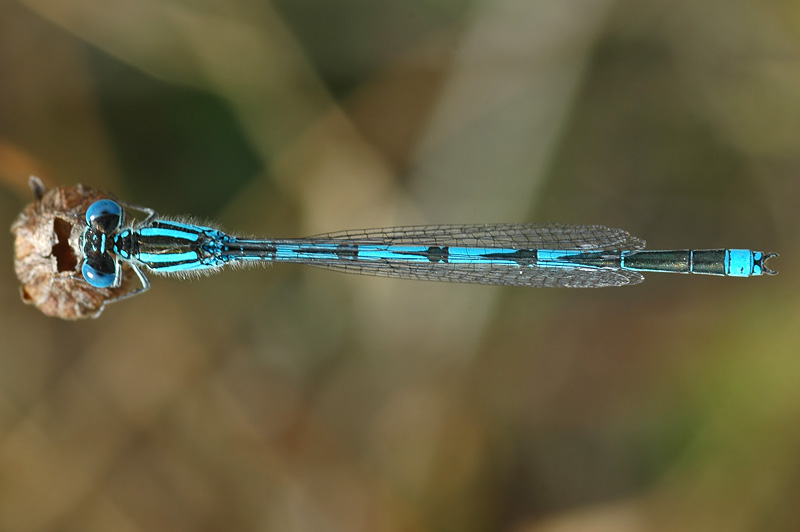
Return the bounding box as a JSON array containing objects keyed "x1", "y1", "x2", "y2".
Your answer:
[
  {"x1": 85, "y1": 199, "x2": 123, "y2": 233},
  {"x1": 81, "y1": 254, "x2": 119, "y2": 288}
]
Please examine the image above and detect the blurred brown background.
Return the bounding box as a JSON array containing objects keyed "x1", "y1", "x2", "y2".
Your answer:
[{"x1": 0, "y1": 0, "x2": 797, "y2": 531}]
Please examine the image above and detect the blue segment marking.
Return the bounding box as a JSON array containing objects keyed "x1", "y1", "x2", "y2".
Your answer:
[
  {"x1": 535, "y1": 249, "x2": 594, "y2": 270},
  {"x1": 727, "y1": 249, "x2": 754, "y2": 277},
  {"x1": 752, "y1": 252, "x2": 765, "y2": 276}
]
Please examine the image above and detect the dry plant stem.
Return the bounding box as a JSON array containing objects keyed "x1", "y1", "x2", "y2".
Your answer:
[{"x1": 11, "y1": 177, "x2": 137, "y2": 320}]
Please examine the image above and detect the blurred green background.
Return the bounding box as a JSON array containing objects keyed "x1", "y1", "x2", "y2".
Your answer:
[{"x1": 0, "y1": 0, "x2": 797, "y2": 531}]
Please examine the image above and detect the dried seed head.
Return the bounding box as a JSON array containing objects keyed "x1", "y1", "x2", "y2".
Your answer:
[{"x1": 11, "y1": 177, "x2": 138, "y2": 320}]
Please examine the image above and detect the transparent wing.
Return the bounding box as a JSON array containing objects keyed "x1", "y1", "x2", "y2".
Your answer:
[
  {"x1": 309, "y1": 223, "x2": 646, "y2": 251},
  {"x1": 308, "y1": 259, "x2": 645, "y2": 288},
  {"x1": 299, "y1": 223, "x2": 646, "y2": 288}
]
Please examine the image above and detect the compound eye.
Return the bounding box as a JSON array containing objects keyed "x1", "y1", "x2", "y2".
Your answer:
[
  {"x1": 85, "y1": 199, "x2": 123, "y2": 233},
  {"x1": 81, "y1": 253, "x2": 119, "y2": 288}
]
